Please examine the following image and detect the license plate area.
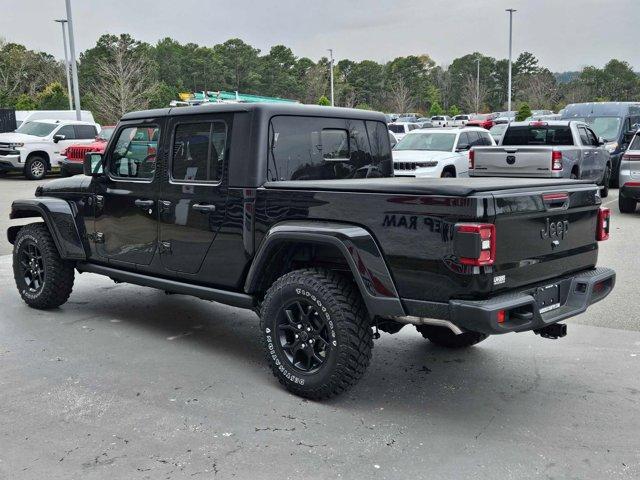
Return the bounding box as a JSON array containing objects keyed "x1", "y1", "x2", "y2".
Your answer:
[{"x1": 534, "y1": 283, "x2": 560, "y2": 314}]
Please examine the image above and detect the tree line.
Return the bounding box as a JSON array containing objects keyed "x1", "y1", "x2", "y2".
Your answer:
[{"x1": 1, "y1": 34, "x2": 639, "y2": 124}]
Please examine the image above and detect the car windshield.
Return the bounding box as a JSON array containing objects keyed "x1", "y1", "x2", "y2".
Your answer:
[
  {"x1": 568, "y1": 117, "x2": 621, "y2": 141},
  {"x1": 471, "y1": 114, "x2": 489, "y2": 121},
  {"x1": 394, "y1": 132, "x2": 456, "y2": 151},
  {"x1": 455, "y1": 116, "x2": 468, "y2": 120},
  {"x1": 97, "y1": 127, "x2": 115, "y2": 141},
  {"x1": 388, "y1": 124, "x2": 405, "y2": 133},
  {"x1": 15, "y1": 121, "x2": 57, "y2": 137},
  {"x1": 490, "y1": 124, "x2": 507, "y2": 134}
]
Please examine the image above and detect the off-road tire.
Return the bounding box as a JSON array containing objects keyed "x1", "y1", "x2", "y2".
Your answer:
[
  {"x1": 619, "y1": 196, "x2": 637, "y2": 214},
  {"x1": 13, "y1": 223, "x2": 74, "y2": 309},
  {"x1": 24, "y1": 156, "x2": 47, "y2": 180},
  {"x1": 260, "y1": 268, "x2": 373, "y2": 399},
  {"x1": 416, "y1": 325, "x2": 487, "y2": 349}
]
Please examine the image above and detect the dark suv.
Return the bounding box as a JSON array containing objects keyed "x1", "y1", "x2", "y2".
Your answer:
[{"x1": 8, "y1": 103, "x2": 615, "y2": 399}]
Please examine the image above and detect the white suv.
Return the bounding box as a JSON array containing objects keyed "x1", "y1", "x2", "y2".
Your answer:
[
  {"x1": 392, "y1": 127, "x2": 495, "y2": 178},
  {"x1": 0, "y1": 119, "x2": 100, "y2": 180}
]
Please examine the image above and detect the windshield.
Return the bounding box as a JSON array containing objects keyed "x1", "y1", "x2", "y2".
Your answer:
[
  {"x1": 490, "y1": 124, "x2": 508, "y2": 134},
  {"x1": 394, "y1": 132, "x2": 456, "y2": 151},
  {"x1": 567, "y1": 117, "x2": 621, "y2": 141},
  {"x1": 388, "y1": 124, "x2": 405, "y2": 133},
  {"x1": 97, "y1": 127, "x2": 115, "y2": 141},
  {"x1": 16, "y1": 122, "x2": 57, "y2": 137}
]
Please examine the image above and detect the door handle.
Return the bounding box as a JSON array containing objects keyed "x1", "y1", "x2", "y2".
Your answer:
[
  {"x1": 192, "y1": 203, "x2": 216, "y2": 213},
  {"x1": 134, "y1": 199, "x2": 155, "y2": 208}
]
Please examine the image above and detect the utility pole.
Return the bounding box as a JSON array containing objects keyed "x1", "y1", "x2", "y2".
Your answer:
[
  {"x1": 506, "y1": 8, "x2": 516, "y2": 112},
  {"x1": 54, "y1": 19, "x2": 73, "y2": 110},
  {"x1": 64, "y1": 0, "x2": 82, "y2": 120},
  {"x1": 328, "y1": 49, "x2": 335, "y2": 107},
  {"x1": 475, "y1": 56, "x2": 480, "y2": 115}
]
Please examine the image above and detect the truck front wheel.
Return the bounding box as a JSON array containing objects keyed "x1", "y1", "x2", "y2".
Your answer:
[
  {"x1": 13, "y1": 223, "x2": 75, "y2": 309},
  {"x1": 260, "y1": 268, "x2": 373, "y2": 399},
  {"x1": 416, "y1": 325, "x2": 487, "y2": 348},
  {"x1": 25, "y1": 156, "x2": 47, "y2": 180}
]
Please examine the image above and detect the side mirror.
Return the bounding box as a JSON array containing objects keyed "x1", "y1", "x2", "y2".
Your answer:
[
  {"x1": 598, "y1": 136, "x2": 605, "y2": 146},
  {"x1": 84, "y1": 152, "x2": 103, "y2": 176},
  {"x1": 53, "y1": 134, "x2": 65, "y2": 143}
]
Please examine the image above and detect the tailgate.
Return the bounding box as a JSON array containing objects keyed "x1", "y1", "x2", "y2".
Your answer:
[
  {"x1": 473, "y1": 146, "x2": 554, "y2": 176},
  {"x1": 491, "y1": 185, "x2": 600, "y2": 292}
]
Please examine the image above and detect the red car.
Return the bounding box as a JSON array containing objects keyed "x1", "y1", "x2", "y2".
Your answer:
[
  {"x1": 59, "y1": 126, "x2": 115, "y2": 177},
  {"x1": 466, "y1": 114, "x2": 497, "y2": 130}
]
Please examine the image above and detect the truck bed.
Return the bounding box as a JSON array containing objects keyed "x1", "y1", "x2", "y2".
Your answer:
[{"x1": 264, "y1": 177, "x2": 592, "y2": 196}]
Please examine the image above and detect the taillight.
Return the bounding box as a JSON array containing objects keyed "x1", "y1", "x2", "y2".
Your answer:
[
  {"x1": 455, "y1": 223, "x2": 496, "y2": 266},
  {"x1": 551, "y1": 151, "x2": 562, "y2": 171},
  {"x1": 468, "y1": 149, "x2": 475, "y2": 169},
  {"x1": 597, "y1": 207, "x2": 610, "y2": 241}
]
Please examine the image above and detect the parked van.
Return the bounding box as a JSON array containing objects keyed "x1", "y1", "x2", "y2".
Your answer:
[
  {"x1": 561, "y1": 102, "x2": 640, "y2": 186},
  {"x1": 15, "y1": 110, "x2": 95, "y2": 129}
]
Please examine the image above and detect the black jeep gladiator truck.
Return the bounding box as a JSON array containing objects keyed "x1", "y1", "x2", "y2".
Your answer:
[{"x1": 8, "y1": 103, "x2": 615, "y2": 399}]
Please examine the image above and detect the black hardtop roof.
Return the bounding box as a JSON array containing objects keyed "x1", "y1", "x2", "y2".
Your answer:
[{"x1": 121, "y1": 103, "x2": 388, "y2": 122}]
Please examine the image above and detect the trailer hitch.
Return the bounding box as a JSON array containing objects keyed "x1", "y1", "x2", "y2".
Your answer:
[{"x1": 534, "y1": 323, "x2": 567, "y2": 339}]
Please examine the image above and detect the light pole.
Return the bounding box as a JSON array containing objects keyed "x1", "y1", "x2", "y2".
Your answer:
[
  {"x1": 64, "y1": 0, "x2": 82, "y2": 120},
  {"x1": 475, "y1": 56, "x2": 481, "y2": 115},
  {"x1": 506, "y1": 8, "x2": 516, "y2": 112},
  {"x1": 328, "y1": 49, "x2": 335, "y2": 107},
  {"x1": 54, "y1": 19, "x2": 73, "y2": 110}
]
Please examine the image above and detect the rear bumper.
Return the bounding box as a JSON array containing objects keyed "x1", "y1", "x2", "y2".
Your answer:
[
  {"x1": 620, "y1": 183, "x2": 640, "y2": 201},
  {"x1": 403, "y1": 267, "x2": 615, "y2": 335}
]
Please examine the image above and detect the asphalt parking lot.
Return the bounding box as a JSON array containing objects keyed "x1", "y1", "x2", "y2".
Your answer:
[{"x1": 1, "y1": 175, "x2": 639, "y2": 479}]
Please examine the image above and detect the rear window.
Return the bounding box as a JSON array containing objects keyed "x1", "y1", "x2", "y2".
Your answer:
[
  {"x1": 630, "y1": 134, "x2": 640, "y2": 150},
  {"x1": 502, "y1": 126, "x2": 574, "y2": 146},
  {"x1": 388, "y1": 124, "x2": 405, "y2": 133},
  {"x1": 431, "y1": 116, "x2": 445, "y2": 121},
  {"x1": 268, "y1": 116, "x2": 392, "y2": 181}
]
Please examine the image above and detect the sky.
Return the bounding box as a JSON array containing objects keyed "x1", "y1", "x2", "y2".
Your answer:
[{"x1": 1, "y1": 0, "x2": 639, "y2": 72}]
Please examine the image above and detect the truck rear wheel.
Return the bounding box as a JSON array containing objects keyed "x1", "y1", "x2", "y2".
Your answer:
[
  {"x1": 260, "y1": 268, "x2": 373, "y2": 399},
  {"x1": 416, "y1": 325, "x2": 487, "y2": 348},
  {"x1": 13, "y1": 223, "x2": 75, "y2": 309},
  {"x1": 25, "y1": 156, "x2": 47, "y2": 180},
  {"x1": 619, "y1": 196, "x2": 637, "y2": 214}
]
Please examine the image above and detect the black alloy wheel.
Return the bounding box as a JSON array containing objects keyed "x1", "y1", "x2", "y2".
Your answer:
[
  {"x1": 276, "y1": 299, "x2": 332, "y2": 374},
  {"x1": 18, "y1": 240, "x2": 45, "y2": 294}
]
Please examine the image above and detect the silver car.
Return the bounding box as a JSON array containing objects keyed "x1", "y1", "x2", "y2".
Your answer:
[{"x1": 618, "y1": 130, "x2": 640, "y2": 213}]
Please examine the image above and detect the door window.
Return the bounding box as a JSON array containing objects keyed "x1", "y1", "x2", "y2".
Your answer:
[
  {"x1": 171, "y1": 121, "x2": 227, "y2": 183},
  {"x1": 75, "y1": 124, "x2": 98, "y2": 139},
  {"x1": 457, "y1": 132, "x2": 471, "y2": 150},
  {"x1": 108, "y1": 125, "x2": 159, "y2": 180},
  {"x1": 57, "y1": 125, "x2": 76, "y2": 140},
  {"x1": 586, "y1": 128, "x2": 600, "y2": 146},
  {"x1": 578, "y1": 127, "x2": 591, "y2": 146}
]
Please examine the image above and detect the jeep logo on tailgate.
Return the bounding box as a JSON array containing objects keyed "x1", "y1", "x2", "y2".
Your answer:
[{"x1": 540, "y1": 218, "x2": 569, "y2": 240}]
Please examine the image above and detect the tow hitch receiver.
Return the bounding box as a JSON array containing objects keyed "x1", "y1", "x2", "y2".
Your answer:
[{"x1": 534, "y1": 323, "x2": 567, "y2": 339}]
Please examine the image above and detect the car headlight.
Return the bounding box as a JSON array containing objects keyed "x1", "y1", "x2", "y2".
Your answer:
[{"x1": 605, "y1": 141, "x2": 618, "y2": 153}]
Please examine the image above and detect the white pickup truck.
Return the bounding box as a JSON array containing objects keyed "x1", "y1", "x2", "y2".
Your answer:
[
  {"x1": 0, "y1": 119, "x2": 99, "y2": 180},
  {"x1": 469, "y1": 120, "x2": 612, "y2": 196}
]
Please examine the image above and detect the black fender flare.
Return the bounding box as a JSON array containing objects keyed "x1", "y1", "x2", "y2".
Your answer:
[
  {"x1": 244, "y1": 221, "x2": 405, "y2": 318},
  {"x1": 8, "y1": 198, "x2": 87, "y2": 260}
]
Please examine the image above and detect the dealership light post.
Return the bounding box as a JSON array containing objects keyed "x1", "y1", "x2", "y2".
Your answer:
[
  {"x1": 506, "y1": 8, "x2": 516, "y2": 112},
  {"x1": 64, "y1": 0, "x2": 82, "y2": 120},
  {"x1": 54, "y1": 19, "x2": 73, "y2": 110},
  {"x1": 475, "y1": 56, "x2": 480, "y2": 115},
  {"x1": 328, "y1": 48, "x2": 335, "y2": 107}
]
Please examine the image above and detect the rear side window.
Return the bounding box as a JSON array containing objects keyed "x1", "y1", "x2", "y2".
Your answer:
[
  {"x1": 268, "y1": 116, "x2": 392, "y2": 181},
  {"x1": 171, "y1": 121, "x2": 227, "y2": 182},
  {"x1": 388, "y1": 124, "x2": 404, "y2": 134},
  {"x1": 75, "y1": 125, "x2": 97, "y2": 139},
  {"x1": 502, "y1": 126, "x2": 574, "y2": 146}
]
